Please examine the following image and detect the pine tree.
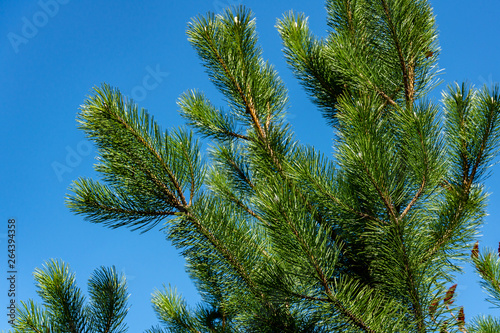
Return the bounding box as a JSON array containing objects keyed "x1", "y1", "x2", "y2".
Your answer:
[
  {"x1": 10, "y1": 260, "x2": 128, "y2": 332},
  {"x1": 467, "y1": 244, "x2": 500, "y2": 333},
  {"x1": 15, "y1": 0, "x2": 500, "y2": 332}
]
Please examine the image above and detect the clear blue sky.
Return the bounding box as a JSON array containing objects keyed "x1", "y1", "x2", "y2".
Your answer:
[{"x1": 1, "y1": 0, "x2": 500, "y2": 331}]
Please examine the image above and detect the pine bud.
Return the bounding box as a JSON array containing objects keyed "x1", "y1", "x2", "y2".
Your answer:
[
  {"x1": 457, "y1": 307, "x2": 465, "y2": 330},
  {"x1": 472, "y1": 241, "x2": 479, "y2": 259},
  {"x1": 443, "y1": 284, "x2": 457, "y2": 305},
  {"x1": 429, "y1": 300, "x2": 439, "y2": 319},
  {"x1": 425, "y1": 50, "x2": 434, "y2": 59}
]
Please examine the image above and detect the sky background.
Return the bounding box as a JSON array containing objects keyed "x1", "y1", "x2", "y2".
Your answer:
[{"x1": 1, "y1": 0, "x2": 500, "y2": 331}]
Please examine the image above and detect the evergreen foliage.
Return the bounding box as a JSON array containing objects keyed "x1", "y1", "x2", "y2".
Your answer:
[
  {"x1": 12, "y1": 0, "x2": 500, "y2": 332},
  {"x1": 10, "y1": 260, "x2": 128, "y2": 332}
]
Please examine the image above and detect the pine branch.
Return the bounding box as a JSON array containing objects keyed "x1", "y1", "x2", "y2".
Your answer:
[
  {"x1": 380, "y1": 0, "x2": 415, "y2": 105},
  {"x1": 424, "y1": 84, "x2": 500, "y2": 261},
  {"x1": 358, "y1": 154, "x2": 397, "y2": 221},
  {"x1": 161, "y1": 198, "x2": 264, "y2": 312},
  {"x1": 422, "y1": 186, "x2": 473, "y2": 263},
  {"x1": 292, "y1": 149, "x2": 387, "y2": 225},
  {"x1": 11, "y1": 300, "x2": 52, "y2": 333},
  {"x1": 281, "y1": 221, "x2": 377, "y2": 333},
  {"x1": 376, "y1": 88, "x2": 399, "y2": 107},
  {"x1": 325, "y1": 186, "x2": 387, "y2": 226},
  {"x1": 87, "y1": 266, "x2": 129, "y2": 333},
  {"x1": 54, "y1": 2, "x2": 500, "y2": 331},
  {"x1": 195, "y1": 17, "x2": 266, "y2": 140},
  {"x1": 399, "y1": 177, "x2": 426, "y2": 220},
  {"x1": 472, "y1": 246, "x2": 500, "y2": 309},
  {"x1": 32, "y1": 260, "x2": 87, "y2": 333},
  {"x1": 108, "y1": 106, "x2": 188, "y2": 207},
  {"x1": 396, "y1": 222, "x2": 426, "y2": 333},
  {"x1": 87, "y1": 201, "x2": 177, "y2": 221},
  {"x1": 224, "y1": 192, "x2": 265, "y2": 225},
  {"x1": 99, "y1": 94, "x2": 189, "y2": 208},
  {"x1": 397, "y1": 102, "x2": 441, "y2": 221},
  {"x1": 179, "y1": 90, "x2": 251, "y2": 142},
  {"x1": 468, "y1": 315, "x2": 500, "y2": 333},
  {"x1": 151, "y1": 286, "x2": 201, "y2": 333},
  {"x1": 277, "y1": 12, "x2": 345, "y2": 125}
]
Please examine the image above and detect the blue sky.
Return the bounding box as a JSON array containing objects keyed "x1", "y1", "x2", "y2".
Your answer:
[{"x1": 1, "y1": 0, "x2": 500, "y2": 331}]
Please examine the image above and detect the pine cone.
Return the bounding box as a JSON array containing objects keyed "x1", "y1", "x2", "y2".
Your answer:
[
  {"x1": 457, "y1": 307, "x2": 465, "y2": 330},
  {"x1": 443, "y1": 284, "x2": 457, "y2": 305},
  {"x1": 472, "y1": 241, "x2": 479, "y2": 259}
]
